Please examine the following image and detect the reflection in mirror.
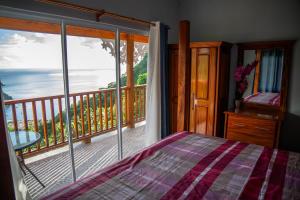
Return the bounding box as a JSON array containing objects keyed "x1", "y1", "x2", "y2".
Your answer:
[
  {"x1": 242, "y1": 48, "x2": 284, "y2": 107},
  {"x1": 242, "y1": 50, "x2": 256, "y2": 98},
  {"x1": 259, "y1": 49, "x2": 284, "y2": 93}
]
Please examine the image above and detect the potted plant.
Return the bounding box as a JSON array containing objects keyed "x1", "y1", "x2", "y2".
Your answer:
[{"x1": 234, "y1": 60, "x2": 258, "y2": 111}]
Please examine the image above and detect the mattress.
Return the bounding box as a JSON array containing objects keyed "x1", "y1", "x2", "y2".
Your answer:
[{"x1": 42, "y1": 132, "x2": 300, "y2": 200}]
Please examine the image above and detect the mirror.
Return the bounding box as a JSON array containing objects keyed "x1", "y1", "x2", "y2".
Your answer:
[{"x1": 241, "y1": 48, "x2": 284, "y2": 107}]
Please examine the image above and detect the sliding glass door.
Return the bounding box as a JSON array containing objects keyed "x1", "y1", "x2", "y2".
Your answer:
[
  {"x1": 121, "y1": 38, "x2": 148, "y2": 157},
  {"x1": 65, "y1": 24, "x2": 120, "y2": 179},
  {"x1": 0, "y1": 18, "x2": 74, "y2": 198},
  {"x1": 0, "y1": 9, "x2": 148, "y2": 198}
]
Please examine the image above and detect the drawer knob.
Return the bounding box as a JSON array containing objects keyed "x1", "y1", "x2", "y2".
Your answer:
[
  {"x1": 255, "y1": 126, "x2": 270, "y2": 131},
  {"x1": 233, "y1": 123, "x2": 245, "y2": 127}
]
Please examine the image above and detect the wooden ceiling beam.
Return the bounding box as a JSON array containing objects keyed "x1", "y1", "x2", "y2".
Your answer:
[{"x1": 0, "y1": 17, "x2": 148, "y2": 43}]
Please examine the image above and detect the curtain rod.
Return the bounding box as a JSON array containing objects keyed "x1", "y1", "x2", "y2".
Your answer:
[{"x1": 36, "y1": 0, "x2": 155, "y2": 27}]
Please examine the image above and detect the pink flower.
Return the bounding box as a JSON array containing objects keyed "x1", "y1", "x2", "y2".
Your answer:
[
  {"x1": 238, "y1": 79, "x2": 248, "y2": 94},
  {"x1": 234, "y1": 66, "x2": 244, "y2": 82},
  {"x1": 234, "y1": 60, "x2": 257, "y2": 98}
]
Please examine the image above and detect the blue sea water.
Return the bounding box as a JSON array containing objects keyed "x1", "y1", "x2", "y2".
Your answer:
[{"x1": 0, "y1": 68, "x2": 116, "y2": 121}]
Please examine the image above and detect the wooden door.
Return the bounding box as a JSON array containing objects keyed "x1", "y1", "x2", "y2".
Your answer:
[{"x1": 189, "y1": 47, "x2": 217, "y2": 136}]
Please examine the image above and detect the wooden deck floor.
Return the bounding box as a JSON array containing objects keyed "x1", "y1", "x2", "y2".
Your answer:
[{"x1": 24, "y1": 123, "x2": 146, "y2": 199}]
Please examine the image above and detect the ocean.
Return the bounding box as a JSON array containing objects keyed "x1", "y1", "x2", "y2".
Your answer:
[{"x1": 0, "y1": 68, "x2": 117, "y2": 121}]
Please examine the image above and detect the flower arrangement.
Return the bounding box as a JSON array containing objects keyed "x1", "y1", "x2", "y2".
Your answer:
[{"x1": 234, "y1": 60, "x2": 258, "y2": 100}]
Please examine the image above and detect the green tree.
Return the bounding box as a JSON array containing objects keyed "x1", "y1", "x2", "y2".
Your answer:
[
  {"x1": 7, "y1": 54, "x2": 148, "y2": 151},
  {"x1": 133, "y1": 53, "x2": 147, "y2": 84},
  {"x1": 0, "y1": 82, "x2": 13, "y2": 100},
  {"x1": 137, "y1": 73, "x2": 147, "y2": 85},
  {"x1": 107, "y1": 53, "x2": 148, "y2": 88}
]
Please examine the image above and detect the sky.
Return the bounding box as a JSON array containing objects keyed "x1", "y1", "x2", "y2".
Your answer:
[{"x1": 0, "y1": 29, "x2": 117, "y2": 70}]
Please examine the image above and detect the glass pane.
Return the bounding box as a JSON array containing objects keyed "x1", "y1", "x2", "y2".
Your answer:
[
  {"x1": 66, "y1": 25, "x2": 118, "y2": 180},
  {"x1": 0, "y1": 18, "x2": 72, "y2": 198},
  {"x1": 121, "y1": 38, "x2": 149, "y2": 158}
]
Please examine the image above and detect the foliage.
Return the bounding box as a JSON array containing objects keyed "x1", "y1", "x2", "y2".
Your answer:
[
  {"x1": 133, "y1": 53, "x2": 148, "y2": 84},
  {"x1": 1, "y1": 82, "x2": 12, "y2": 100},
  {"x1": 3, "y1": 92, "x2": 12, "y2": 100},
  {"x1": 6, "y1": 49, "x2": 148, "y2": 152},
  {"x1": 137, "y1": 73, "x2": 147, "y2": 85},
  {"x1": 7, "y1": 92, "x2": 127, "y2": 149},
  {"x1": 107, "y1": 53, "x2": 148, "y2": 88}
]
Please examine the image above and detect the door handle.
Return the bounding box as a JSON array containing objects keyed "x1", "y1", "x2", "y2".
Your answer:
[{"x1": 192, "y1": 93, "x2": 195, "y2": 110}]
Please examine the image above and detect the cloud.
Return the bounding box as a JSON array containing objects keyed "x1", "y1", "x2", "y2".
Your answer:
[
  {"x1": 26, "y1": 32, "x2": 47, "y2": 43},
  {"x1": 0, "y1": 55, "x2": 10, "y2": 61},
  {"x1": 80, "y1": 38, "x2": 102, "y2": 48},
  {"x1": 0, "y1": 54, "x2": 19, "y2": 66},
  {"x1": 7, "y1": 34, "x2": 27, "y2": 44},
  {"x1": 0, "y1": 30, "x2": 115, "y2": 69},
  {"x1": 0, "y1": 32, "x2": 47, "y2": 47},
  {"x1": 0, "y1": 31, "x2": 61, "y2": 68}
]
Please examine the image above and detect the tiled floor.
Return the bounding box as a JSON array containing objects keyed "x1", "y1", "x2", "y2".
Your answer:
[{"x1": 23, "y1": 123, "x2": 146, "y2": 199}]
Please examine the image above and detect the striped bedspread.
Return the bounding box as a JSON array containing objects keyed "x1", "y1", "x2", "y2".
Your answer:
[
  {"x1": 243, "y1": 92, "x2": 280, "y2": 106},
  {"x1": 42, "y1": 132, "x2": 300, "y2": 200}
]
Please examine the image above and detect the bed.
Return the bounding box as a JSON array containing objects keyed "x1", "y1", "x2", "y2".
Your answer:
[
  {"x1": 42, "y1": 132, "x2": 300, "y2": 200},
  {"x1": 243, "y1": 92, "x2": 281, "y2": 107}
]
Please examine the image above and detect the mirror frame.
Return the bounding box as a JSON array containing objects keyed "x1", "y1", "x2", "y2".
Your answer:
[{"x1": 237, "y1": 40, "x2": 295, "y2": 116}]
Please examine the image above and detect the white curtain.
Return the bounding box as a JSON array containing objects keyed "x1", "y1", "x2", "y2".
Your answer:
[
  {"x1": 0, "y1": 84, "x2": 30, "y2": 200},
  {"x1": 145, "y1": 22, "x2": 161, "y2": 146}
]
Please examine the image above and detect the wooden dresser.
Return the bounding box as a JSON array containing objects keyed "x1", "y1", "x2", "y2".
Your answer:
[
  {"x1": 224, "y1": 111, "x2": 280, "y2": 148},
  {"x1": 225, "y1": 40, "x2": 295, "y2": 149}
]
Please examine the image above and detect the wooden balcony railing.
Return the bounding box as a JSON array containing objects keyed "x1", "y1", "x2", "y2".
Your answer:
[{"x1": 4, "y1": 84, "x2": 146, "y2": 157}]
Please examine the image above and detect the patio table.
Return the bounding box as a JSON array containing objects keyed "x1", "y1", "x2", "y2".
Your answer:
[{"x1": 10, "y1": 131, "x2": 45, "y2": 188}]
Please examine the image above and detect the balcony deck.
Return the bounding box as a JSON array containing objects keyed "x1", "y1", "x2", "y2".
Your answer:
[{"x1": 23, "y1": 123, "x2": 146, "y2": 199}]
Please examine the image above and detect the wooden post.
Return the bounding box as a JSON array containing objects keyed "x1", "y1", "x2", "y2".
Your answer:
[
  {"x1": 177, "y1": 20, "x2": 191, "y2": 132},
  {"x1": 126, "y1": 34, "x2": 135, "y2": 128},
  {"x1": 253, "y1": 50, "x2": 261, "y2": 94}
]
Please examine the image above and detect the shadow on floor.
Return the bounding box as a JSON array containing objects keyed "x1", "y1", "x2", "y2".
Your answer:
[
  {"x1": 24, "y1": 124, "x2": 146, "y2": 199},
  {"x1": 279, "y1": 112, "x2": 300, "y2": 153}
]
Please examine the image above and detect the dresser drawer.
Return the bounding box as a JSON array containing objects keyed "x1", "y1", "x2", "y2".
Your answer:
[
  {"x1": 225, "y1": 113, "x2": 278, "y2": 148},
  {"x1": 228, "y1": 115, "x2": 276, "y2": 135},
  {"x1": 227, "y1": 130, "x2": 275, "y2": 148}
]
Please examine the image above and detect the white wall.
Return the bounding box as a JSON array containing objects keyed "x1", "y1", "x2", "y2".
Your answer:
[
  {"x1": 179, "y1": 0, "x2": 300, "y2": 151},
  {"x1": 0, "y1": 0, "x2": 180, "y2": 43}
]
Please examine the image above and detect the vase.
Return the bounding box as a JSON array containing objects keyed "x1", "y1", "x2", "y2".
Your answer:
[{"x1": 235, "y1": 99, "x2": 241, "y2": 112}]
